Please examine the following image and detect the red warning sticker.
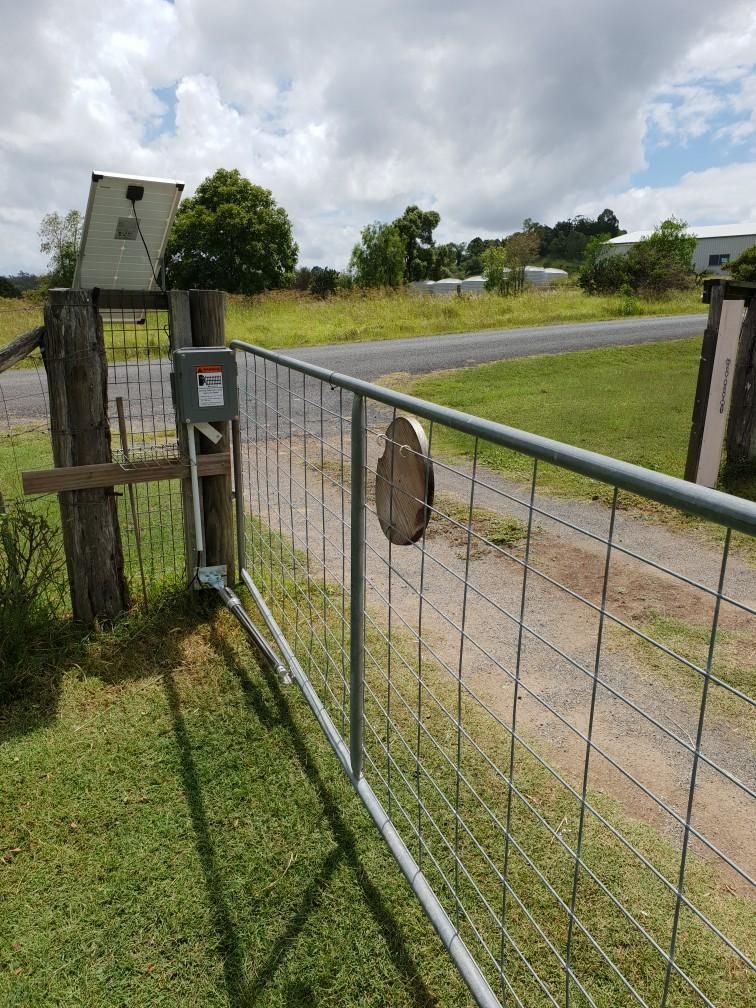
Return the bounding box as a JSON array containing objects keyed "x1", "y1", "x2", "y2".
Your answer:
[{"x1": 196, "y1": 365, "x2": 224, "y2": 408}]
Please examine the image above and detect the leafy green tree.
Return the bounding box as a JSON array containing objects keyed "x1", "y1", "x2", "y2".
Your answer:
[
  {"x1": 392, "y1": 206, "x2": 441, "y2": 281},
  {"x1": 578, "y1": 239, "x2": 630, "y2": 294},
  {"x1": 726, "y1": 245, "x2": 756, "y2": 282},
  {"x1": 580, "y1": 218, "x2": 696, "y2": 296},
  {"x1": 481, "y1": 246, "x2": 508, "y2": 293},
  {"x1": 309, "y1": 266, "x2": 340, "y2": 298},
  {"x1": 349, "y1": 223, "x2": 404, "y2": 287},
  {"x1": 505, "y1": 230, "x2": 541, "y2": 292},
  {"x1": 293, "y1": 266, "x2": 312, "y2": 291},
  {"x1": 627, "y1": 217, "x2": 696, "y2": 295},
  {"x1": 165, "y1": 169, "x2": 298, "y2": 293},
  {"x1": 39, "y1": 210, "x2": 82, "y2": 287},
  {"x1": 0, "y1": 277, "x2": 21, "y2": 299}
]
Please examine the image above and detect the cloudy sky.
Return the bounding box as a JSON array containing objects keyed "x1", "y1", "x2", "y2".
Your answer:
[{"x1": 2, "y1": 0, "x2": 756, "y2": 275}]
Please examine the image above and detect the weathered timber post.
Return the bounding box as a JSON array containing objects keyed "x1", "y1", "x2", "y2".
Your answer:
[
  {"x1": 725, "y1": 293, "x2": 756, "y2": 469},
  {"x1": 43, "y1": 289, "x2": 130, "y2": 623},
  {"x1": 167, "y1": 290, "x2": 198, "y2": 578},
  {"x1": 188, "y1": 290, "x2": 235, "y2": 583},
  {"x1": 684, "y1": 282, "x2": 724, "y2": 482}
]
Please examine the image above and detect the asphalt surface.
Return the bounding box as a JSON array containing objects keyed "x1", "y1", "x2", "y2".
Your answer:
[{"x1": 1, "y1": 313, "x2": 705, "y2": 424}]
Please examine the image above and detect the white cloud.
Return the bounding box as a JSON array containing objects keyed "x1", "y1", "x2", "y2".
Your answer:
[
  {"x1": 1, "y1": 0, "x2": 756, "y2": 275},
  {"x1": 575, "y1": 162, "x2": 756, "y2": 231}
]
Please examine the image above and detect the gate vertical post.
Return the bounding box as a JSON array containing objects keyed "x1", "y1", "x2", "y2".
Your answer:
[
  {"x1": 725, "y1": 292, "x2": 756, "y2": 469},
  {"x1": 167, "y1": 290, "x2": 197, "y2": 579},
  {"x1": 349, "y1": 393, "x2": 366, "y2": 779},
  {"x1": 188, "y1": 289, "x2": 235, "y2": 584},
  {"x1": 43, "y1": 288, "x2": 130, "y2": 624},
  {"x1": 685, "y1": 282, "x2": 724, "y2": 482}
]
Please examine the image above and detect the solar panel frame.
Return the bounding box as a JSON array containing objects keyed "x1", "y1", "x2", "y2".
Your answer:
[{"x1": 73, "y1": 171, "x2": 184, "y2": 291}]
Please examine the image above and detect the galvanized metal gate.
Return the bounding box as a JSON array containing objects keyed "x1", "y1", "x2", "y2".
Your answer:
[{"x1": 230, "y1": 339, "x2": 755, "y2": 1008}]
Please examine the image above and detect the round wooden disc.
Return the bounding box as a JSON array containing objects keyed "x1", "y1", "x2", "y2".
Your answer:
[{"x1": 375, "y1": 416, "x2": 435, "y2": 545}]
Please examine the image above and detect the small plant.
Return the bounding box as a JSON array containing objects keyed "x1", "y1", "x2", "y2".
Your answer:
[
  {"x1": 618, "y1": 282, "x2": 640, "y2": 316},
  {"x1": 0, "y1": 501, "x2": 65, "y2": 697}
]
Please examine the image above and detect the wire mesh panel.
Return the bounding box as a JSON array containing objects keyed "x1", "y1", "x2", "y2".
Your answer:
[
  {"x1": 0, "y1": 331, "x2": 68, "y2": 615},
  {"x1": 99, "y1": 291, "x2": 185, "y2": 594},
  {"x1": 0, "y1": 292, "x2": 185, "y2": 616},
  {"x1": 234, "y1": 342, "x2": 755, "y2": 1008}
]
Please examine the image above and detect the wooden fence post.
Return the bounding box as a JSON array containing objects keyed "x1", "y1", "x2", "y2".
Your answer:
[
  {"x1": 43, "y1": 289, "x2": 130, "y2": 624},
  {"x1": 167, "y1": 290, "x2": 198, "y2": 579},
  {"x1": 188, "y1": 289, "x2": 235, "y2": 583},
  {"x1": 725, "y1": 295, "x2": 756, "y2": 469},
  {"x1": 684, "y1": 282, "x2": 724, "y2": 482}
]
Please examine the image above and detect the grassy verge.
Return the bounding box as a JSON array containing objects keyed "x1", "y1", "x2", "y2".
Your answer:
[
  {"x1": 391, "y1": 338, "x2": 756, "y2": 538},
  {"x1": 0, "y1": 597, "x2": 471, "y2": 1007},
  {"x1": 246, "y1": 524, "x2": 754, "y2": 1007},
  {"x1": 2, "y1": 288, "x2": 703, "y2": 361},
  {"x1": 226, "y1": 287, "x2": 702, "y2": 350},
  {"x1": 1, "y1": 525, "x2": 753, "y2": 1005}
]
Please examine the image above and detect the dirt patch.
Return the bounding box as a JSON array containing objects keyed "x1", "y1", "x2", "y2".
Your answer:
[{"x1": 243, "y1": 431, "x2": 756, "y2": 898}]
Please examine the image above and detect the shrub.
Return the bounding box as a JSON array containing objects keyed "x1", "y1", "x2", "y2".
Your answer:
[
  {"x1": 0, "y1": 502, "x2": 65, "y2": 698},
  {"x1": 580, "y1": 218, "x2": 696, "y2": 296},
  {"x1": 726, "y1": 245, "x2": 756, "y2": 283}
]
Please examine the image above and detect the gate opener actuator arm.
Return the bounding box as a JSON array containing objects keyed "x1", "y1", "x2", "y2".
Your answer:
[{"x1": 186, "y1": 420, "x2": 222, "y2": 556}]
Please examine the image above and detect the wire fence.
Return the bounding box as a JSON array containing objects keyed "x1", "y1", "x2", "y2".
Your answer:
[
  {"x1": 0, "y1": 293, "x2": 185, "y2": 613},
  {"x1": 233, "y1": 342, "x2": 755, "y2": 1008}
]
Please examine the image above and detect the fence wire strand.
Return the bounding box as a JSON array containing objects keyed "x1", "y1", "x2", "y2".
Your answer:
[{"x1": 236, "y1": 345, "x2": 755, "y2": 1008}]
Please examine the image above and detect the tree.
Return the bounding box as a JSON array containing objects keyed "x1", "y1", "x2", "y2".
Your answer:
[
  {"x1": 579, "y1": 218, "x2": 696, "y2": 296},
  {"x1": 349, "y1": 223, "x2": 404, "y2": 287},
  {"x1": 39, "y1": 210, "x2": 81, "y2": 287},
  {"x1": 309, "y1": 266, "x2": 340, "y2": 298},
  {"x1": 165, "y1": 169, "x2": 298, "y2": 294},
  {"x1": 726, "y1": 245, "x2": 756, "y2": 283},
  {"x1": 597, "y1": 208, "x2": 622, "y2": 237},
  {"x1": 0, "y1": 277, "x2": 21, "y2": 299},
  {"x1": 578, "y1": 236, "x2": 629, "y2": 294},
  {"x1": 293, "y1": 266, "x2": 312, "y2": 291},
  {"x1": 481, "y1": 246, "x2": 508, "y2": 293},
  {"x1": 505, "y1": 230, "x2": 540, "y2": 292},
  {"x1": 627, "y1": 217, "x2": 696, "y2": 295},
  {"x1": 392, "y1": 206, "x2": 441, "y2": 281}
]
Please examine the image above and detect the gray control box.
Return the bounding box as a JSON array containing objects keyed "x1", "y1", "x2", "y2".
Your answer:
[{"x1": 172, "y1": 347, "x2": 238, "y2": 423}]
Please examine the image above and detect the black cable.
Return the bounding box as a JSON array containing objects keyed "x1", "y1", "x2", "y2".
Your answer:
[{"x1": 130, "y1": 198, "x2": 165, "y2": 292}]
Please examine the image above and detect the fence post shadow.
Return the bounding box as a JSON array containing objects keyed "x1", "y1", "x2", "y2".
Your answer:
[{"x1": 209, "y1": 625, "x2": 440, "y2": 1008}]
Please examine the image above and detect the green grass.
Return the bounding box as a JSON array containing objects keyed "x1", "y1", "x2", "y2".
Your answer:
[
  {"x1": 396, "y1": 338, "x2": 756, "y2": 512},
  {"x1": 1, "y1": 288, "x2": 703, "y2": 363},
  {"x1": 618, "y1": 612, "x2": 756, "y2": 740},
  {"x1": 225, "y1": 287, "x2": 703, "y2": 350},
  {"x1": 1, "y1": 527, "x2": 753, "y2": 1005},
  {"x1": 0, "y1": 599, "x2": 472, "y2": 1007}
]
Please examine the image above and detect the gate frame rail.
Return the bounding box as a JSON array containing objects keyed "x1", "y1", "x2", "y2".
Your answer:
[{"x1": 230, "y1": 338, "x2": 756, "y2": 1008}]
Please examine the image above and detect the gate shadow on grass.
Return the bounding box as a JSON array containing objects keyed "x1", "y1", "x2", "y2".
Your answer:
[{"x1": 171, "y1": 624, "x2": 440, "y2": 1008}]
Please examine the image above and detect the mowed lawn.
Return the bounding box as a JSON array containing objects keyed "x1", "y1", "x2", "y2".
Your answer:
[
  {"x1": 1, "y1": 287, "x2": 703, "y2": 360},
  {"x1": 0, "y1": 602, "x2": 472, "y2": 1008},
  {"x1": 400, "y1": 337, "x2": 756, "y2": 506}
]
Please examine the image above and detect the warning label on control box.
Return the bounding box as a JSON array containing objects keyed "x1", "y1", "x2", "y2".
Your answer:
[{"x1": 196, "y1": 365, "x2": 224, "y2": 408}]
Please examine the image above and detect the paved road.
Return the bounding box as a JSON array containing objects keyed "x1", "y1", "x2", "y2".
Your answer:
[{"x1": 1, "y1": 313, "x2": 705, "y2": 423}]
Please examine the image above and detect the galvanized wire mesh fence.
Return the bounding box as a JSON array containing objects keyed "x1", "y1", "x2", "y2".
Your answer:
[
  {"x1": 233, "y1": 342, "x2": 755, "y2": 1008},
  {"x1": 100, "y1": 293, "x2": 185, "y2": 594},
  {"x1": 0, "y1": 293, "x2": 185, "y2": 613}
]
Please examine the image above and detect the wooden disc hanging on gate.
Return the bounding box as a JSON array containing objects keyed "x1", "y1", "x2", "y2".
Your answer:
[{"x1": 375, "y1": 416, "x2": 435, "y2": 545}]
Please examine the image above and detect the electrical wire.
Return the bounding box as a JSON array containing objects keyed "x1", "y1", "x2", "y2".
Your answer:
[{"x1": 130, "y1": 198, "x2": 165, "y2": 292}]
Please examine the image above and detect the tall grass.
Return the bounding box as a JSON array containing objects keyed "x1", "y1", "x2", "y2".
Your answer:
[{"x1": 2, "y1": 287, "x2": 703, "y2": 360}]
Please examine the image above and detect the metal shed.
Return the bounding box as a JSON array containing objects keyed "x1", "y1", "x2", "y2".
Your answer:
[{"x1": 603, "y1": 224, "x2": 756, "y2": 275}]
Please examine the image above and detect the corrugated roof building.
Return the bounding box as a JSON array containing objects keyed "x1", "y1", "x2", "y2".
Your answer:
[{"x1": 604, "y1": 224, "x2": 756, "y2": 275}]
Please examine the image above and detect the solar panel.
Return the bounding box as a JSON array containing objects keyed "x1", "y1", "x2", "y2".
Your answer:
[{"x1": 73, "y1": 171, "x2": 184, "y2": 291}]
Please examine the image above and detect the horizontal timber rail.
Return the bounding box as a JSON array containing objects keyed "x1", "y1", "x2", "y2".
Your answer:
[
  {"x1": 230, "y1": 340, "x2": 756, "y2": 537},
  {"x1": 22, "y1": 453, "x2": 230, "y2": 495}
]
